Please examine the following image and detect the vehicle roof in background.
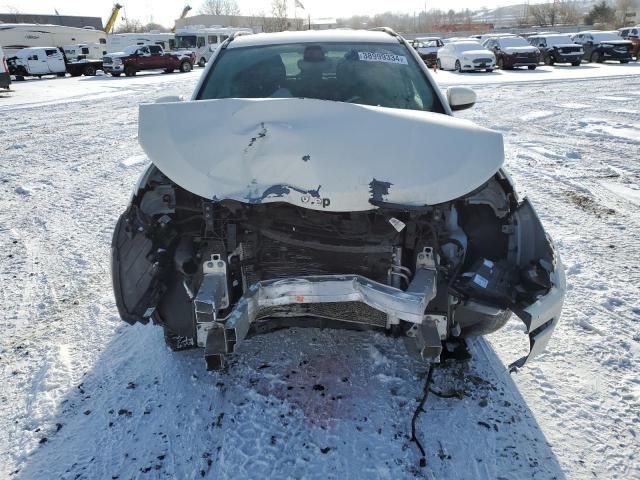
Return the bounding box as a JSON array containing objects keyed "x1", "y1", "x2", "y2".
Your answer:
[{"x1": 228, "y1": 30, "x2": 399, "y2": 49}]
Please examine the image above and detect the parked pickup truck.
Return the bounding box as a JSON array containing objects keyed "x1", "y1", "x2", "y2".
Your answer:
[
  {"x1": 0, "y1": 47, "x2": 10, "y2": 90},
  {"x1": 7, "y1": 46, "x2": 102, "y2": 79},
  {"x1": 103, "y1": 44, "x2": 195, "y2": 77}
]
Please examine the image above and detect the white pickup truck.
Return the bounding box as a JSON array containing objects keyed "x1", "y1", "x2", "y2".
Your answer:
[
  {"x1": 7, "y1": 47, "x2": 67, "y2": 78},
  {"x1": 7, "y1": 46, "x2": 104, "y2": 79}
]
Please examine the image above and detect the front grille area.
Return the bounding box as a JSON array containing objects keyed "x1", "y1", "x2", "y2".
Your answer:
[
  {"x1": 103, "y1": 57, "x2": 112, "y2": 64},
  {"x1": 560, "y1": 47, "x2": 581, "y2": 53},
  {"x1": 473, "y1": 58, "x2": 492, "y2": 64}
]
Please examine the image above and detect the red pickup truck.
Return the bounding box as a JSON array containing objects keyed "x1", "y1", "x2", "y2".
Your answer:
[{"x1": 103, "y1": 44, "x2": 195, "y2": 77}]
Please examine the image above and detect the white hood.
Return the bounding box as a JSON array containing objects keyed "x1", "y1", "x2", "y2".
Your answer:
[
  {"x1": 138, "y1": 98, "x2": 504, "y2": 212},
  {"x1": 460, "y1": 49, "x2": 495, "y2": 59},
  {"x1": 503, "y1": 46, "x2": 539, "y2": 54}
]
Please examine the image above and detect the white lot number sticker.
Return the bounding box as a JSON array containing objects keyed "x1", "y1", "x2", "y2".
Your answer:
[{"x1": 358, "y1": 51, "x2": 408, "y2": 65}]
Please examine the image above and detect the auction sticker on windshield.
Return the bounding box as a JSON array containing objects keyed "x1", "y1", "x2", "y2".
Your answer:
[{"x1": 357, "y1": 52, "x2": 408, "y2": 65}]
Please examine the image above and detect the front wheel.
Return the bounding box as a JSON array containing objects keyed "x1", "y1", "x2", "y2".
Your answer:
[
  {"x1": 57, "y1": 72, "x2": 66, "y2": 77},
  {"x1": 455, "y1": 60, "x2": 462, "y2": 73},
  {"x1": 164, "y1": 68, "x2": 174, "y2": 73},
  {"x1": 620, "y1": 60, "x2": 629, "y2": 64},
  {"x1": 180, "y1": 61, "x2": 192, "y2": 73},
  {"x1": 528, "y1": 65, "x2": 537, "y2": 70},
  {"x1": 111, "y1": 72, "x2": 121, "y2": 77},
  {"x1": 591, "y1": 51, "x2": 602, "y2": 63},
  {"x1": 124, "y1": 65, "x2": 136, "y2": 77},
  {"x1": 544, "y1": 55, "x2": 554, "y2": 66},
  {"x1": 84, "y1": 65, "x2": 96, "y2": 76},
  {"x1": 486, "y1": 68, "x2": 493, "y2": 72},
  {"x1": 436, "y1": 59, "x2": 442, "y2": 70},
  {"x1": 198, "y1": 57, "x2": 206, "y2": 68},
  {"x1": 571, "y1": 61, "x2": 581, "y2": 67}
]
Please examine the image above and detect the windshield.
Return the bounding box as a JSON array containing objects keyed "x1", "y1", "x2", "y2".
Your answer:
[
  {"x1": 197, "y1": 42, "x2": 444, "y2": 113},
  {"x1": 455, "y1": 42, "x2": 483, "y2": 52},
  {"x1": 176, "y1": 35, "x2": 197, "y2": 49},
  {"x1": 546, "y1": 35, "x2": 574, "y2": 46},
  {"x1": 499, "y1": 37, "x2": 529, "y2": 47},
  {"x1": 592, "y1": 32, "x2": 621, "y2": 42}
]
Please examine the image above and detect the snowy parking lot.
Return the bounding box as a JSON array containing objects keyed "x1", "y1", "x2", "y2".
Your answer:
[{"x1": 1, "y1": 64, "x2": 639, "y2": 479}]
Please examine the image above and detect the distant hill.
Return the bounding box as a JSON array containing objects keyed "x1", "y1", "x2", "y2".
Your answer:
[{"x1": 473, "y1": 1, "x2": 599, "y2": 27}]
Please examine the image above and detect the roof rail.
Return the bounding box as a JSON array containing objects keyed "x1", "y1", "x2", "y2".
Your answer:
[
  {"x1": 369, "y1": 27, "x2": 399, "y2": 37},
  {"x1": 222, "y1": 30, "x2": 253, "y2": 49}
]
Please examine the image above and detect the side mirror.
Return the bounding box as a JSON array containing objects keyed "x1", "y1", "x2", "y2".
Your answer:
[
  {"x1": 155, "y1": 95, "x2": 184, "y2": 103},
  {"x1": 447, "y1": 87, "x2": 476, "y2": 111}
]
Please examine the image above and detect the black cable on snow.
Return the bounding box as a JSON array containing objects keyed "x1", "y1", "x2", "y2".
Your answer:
[{"x1": 410, "y1": 364, "x2": 434, "y2": 468}]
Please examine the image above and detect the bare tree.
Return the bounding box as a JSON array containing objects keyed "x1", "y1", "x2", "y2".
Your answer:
[
  {"x1": 145, "y1": 22, "x2": 170, "y2": 32},
  {"x1": 115, "y1": 17, "x2": 145, "y2": 33},
  {"x1": 271, "y1": 0, "x2": 289, "y2": 31},
  {"x1": 529, "y1": 3, "x2": 559, "y2": 26},
  {"x1": 617, "y1": 0, "x2": 637, "y2": 26},
  {"x1": 199, "y1": 0, "x2": 241, "y2": 16}
]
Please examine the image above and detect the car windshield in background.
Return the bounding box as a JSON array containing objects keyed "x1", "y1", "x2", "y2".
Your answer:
[
  {"x1": 546, "y1": 35, "x2": 574, "y2": 46},
  {"x1": 592, "y1": 32, "x2": 621, "y2": 42},
  {"x1": 500, "y1": 37, "x2": 529, "y2": 47},
  {"x1": 197, "y1": 42, "x2": 444, "y2": 113},
  {"x1": 455, "y1": 42, "x2": 483, "y2": 52},
  {"x1": 176, "y1": 35, "x2": 197, "y2": 49}
]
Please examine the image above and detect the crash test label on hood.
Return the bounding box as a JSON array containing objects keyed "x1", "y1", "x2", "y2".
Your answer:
[{"x1": 357, "y1": 51, "x2": 408, "y2": 65}]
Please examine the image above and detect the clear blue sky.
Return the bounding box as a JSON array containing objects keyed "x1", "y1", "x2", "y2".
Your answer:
[{"x1": 1, "y1": 1, "x2": 547, "y2": 28}]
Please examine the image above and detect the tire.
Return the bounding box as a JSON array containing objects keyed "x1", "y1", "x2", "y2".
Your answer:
[
  {"x1": 544, "y1": 55, "x2": 554, "y2": 66},
  {"x1": 486, "y1": 68, "x2": 493, "y2": 72},
  {"x1": 591, "y1": 51, "x2": 602, "y2": 63},
  {"x1": 497, "y1": 58, "x2": 504, "y2": 69},
  {"x1": 198, "y1": 57, "x2": 206, "y2": 68},
  {"x1": 572, "y1": 61, "x2": 581, "y2": 67},
  {"x1": 455, "y1": 60, "x2": 462, "y2": 73},
  {"x1": 528, "y1": 65, "x2": 536, "y2": 70},
  {"x1": 164, "y1": 68, "x2": 174, "y2": 73},
  {"x1": 83, "y1": 65, "x2": 97, "y2": 76},
  {"x1": 620, "y1": 60, "x2": 629, "y2": 64},
  {"x1": 70, "y1": 72, "x2": 81, "y2": 77},
  {"x1": 180, "y1": 61, "x2": 192, "y2": 73},
  {"x1": 57, "y1": 72, "x2": 66, "y2": 77},
  {"x1": 111, "y1": 72, "x2": 121, "y2": 77},
  {"x1": 124, "y1": 64, "x2": 136, "y2": 77},
  {"x1": 436, "y1": 59, "x2": 442, "y2": 70}
]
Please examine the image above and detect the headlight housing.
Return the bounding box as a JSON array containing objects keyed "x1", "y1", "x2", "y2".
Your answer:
[{"x1": 113, "y1": 58, "x2": 122, "y2": 65}]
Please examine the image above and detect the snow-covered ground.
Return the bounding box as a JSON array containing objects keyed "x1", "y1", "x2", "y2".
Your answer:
[{"x1": 1, "y1": 66, "x2": 639, "y2": 479}]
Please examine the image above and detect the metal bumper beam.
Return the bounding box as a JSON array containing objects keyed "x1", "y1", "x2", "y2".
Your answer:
[{"x1": 199, "y1": 270, "x2": 437, "y2": 369}]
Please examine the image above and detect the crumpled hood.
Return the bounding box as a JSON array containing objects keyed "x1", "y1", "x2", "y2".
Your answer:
[
  {"x1": 138, "y1": 98, "x2": 504, "y2": 212},
  {"x1": 550, "y1": 43, "x2": 582, "y2": 49},
  {"x1": 503, "y1": 46, "x2": 539, "y2": 54},
  {"x1": 600, "y1": 40, "x2": 632, "y2": 47}
]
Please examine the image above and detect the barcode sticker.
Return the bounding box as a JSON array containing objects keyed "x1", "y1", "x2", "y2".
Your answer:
[
  {"x1": 357, "y1": 51, "x2": 408, "y2": 65},
  {"x1": 473, "y1": 274, "x2": 489, "y2": 289},
  {"x1": 389, "y1": 217, "x2": 406, "y2": 232}
]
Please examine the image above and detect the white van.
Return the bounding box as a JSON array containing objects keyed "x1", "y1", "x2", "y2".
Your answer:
[
  {"x1": 7, "y1": 47, "x2": 66, "y2": 78},
  {"x1": 0, "y1": 47, "x2": 11, "y2": 89},
  {"x1": 175, "y1": 26, "x2": 252, "y2": 67}
]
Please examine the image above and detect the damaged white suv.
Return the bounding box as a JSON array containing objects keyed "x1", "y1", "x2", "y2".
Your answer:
[{"x1": 112, "y1": 29, "x2": 565, "y2": 370}]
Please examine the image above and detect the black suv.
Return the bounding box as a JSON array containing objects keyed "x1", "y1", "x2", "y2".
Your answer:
[
  {"x1": 572, "y1": 31, "x2": 633, "y2": 63},
  {"x1": 528, "y1": 34, "x2": 583, "y2": 66}
]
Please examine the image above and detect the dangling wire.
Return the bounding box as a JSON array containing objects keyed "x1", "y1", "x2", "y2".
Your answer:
[{"x1": 410, "y1": 364, "x2": 434, "y2": 468}]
